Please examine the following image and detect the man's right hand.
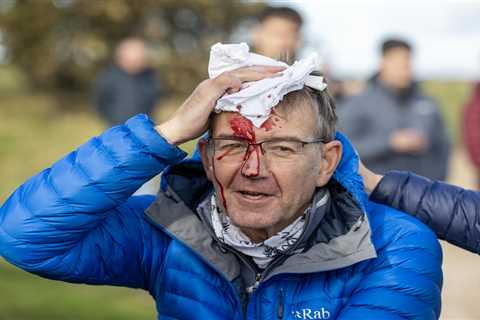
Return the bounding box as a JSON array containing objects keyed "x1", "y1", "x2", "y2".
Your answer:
[{"x1": 155, "y1": 66, "x2": 285, "y2": 145}]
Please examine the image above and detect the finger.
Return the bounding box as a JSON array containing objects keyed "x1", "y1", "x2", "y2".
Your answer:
[
  {"x1": 211, "y1": 74, "x2": 242, "y2": 96},
  {"x1": 243, "y1": 65, "x2": 286, "y2": 73},
  {"x1": 234, "y1": 65, "x2": 285, "y2": 74},
  {"x1": 231, "y1": 64, "x2": 284, "y2": 75},
  {"x1": 233, "y1": 69, "x2": 284, "y2": 83},
  {"x1": 212, "y1": 65, "x2": 285, "y2": 95},
  {"x1": 226, "y1": 87, "x2": 241, "y2": 95}
]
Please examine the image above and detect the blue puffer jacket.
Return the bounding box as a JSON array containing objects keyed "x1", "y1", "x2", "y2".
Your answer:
[
  {"x1": 371, "y1": 171, "x2": 480, "y2": 254},
  {"x1": 0, "y1": 115, "x2": 442, "y2": 319}
]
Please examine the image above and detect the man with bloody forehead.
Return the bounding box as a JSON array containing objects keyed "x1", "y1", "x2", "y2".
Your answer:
[{"x1": 0, "y1": 44, "x2": 442, "y2": 319}]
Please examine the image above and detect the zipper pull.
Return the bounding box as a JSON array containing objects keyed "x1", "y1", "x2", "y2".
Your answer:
[
  {"x1": 277, "y1": 288, "x2": 284, "y2": 319},
  {"x1": 246, "y1": 273, "x2": 262, "y2": 294}
]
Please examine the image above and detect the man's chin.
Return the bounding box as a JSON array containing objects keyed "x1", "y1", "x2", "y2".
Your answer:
[{"x1": 226, "y1": 207, "x2": 277, "y2": 231}]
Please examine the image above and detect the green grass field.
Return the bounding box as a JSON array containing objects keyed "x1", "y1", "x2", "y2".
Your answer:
[
  {"x1": 0, "y1": 93, "x2": 200, "y2": 319},
  {"x1": 0, "y1": 81, "x2": 472, "y2": 319},
  {"x1": 0, "y1": 259, "x2": 155, "y2": 320},
  {"x1": 0, "y1": 95, "x2": 158, "y2": 319}
]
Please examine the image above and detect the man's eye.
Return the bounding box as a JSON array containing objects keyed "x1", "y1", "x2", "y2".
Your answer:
[
  {"x1": 219, "y1": 143, "x2": 244, "y2": 150},
  {"x1": 270, "y1": 144, "x2": 296, "y2": 154}
]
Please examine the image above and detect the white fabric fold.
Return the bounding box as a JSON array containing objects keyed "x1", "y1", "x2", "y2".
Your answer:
[{"x1": 208, "y1": 42, "x2": 327, "y2": 127}]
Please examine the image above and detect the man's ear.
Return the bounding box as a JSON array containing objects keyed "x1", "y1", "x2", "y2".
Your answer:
[
  {"x1": 316, "y1": 140, "x2": 342, "y2": 187},
  {"x1": 199, "y1": 139, "x2": 214, "y2": 181}
]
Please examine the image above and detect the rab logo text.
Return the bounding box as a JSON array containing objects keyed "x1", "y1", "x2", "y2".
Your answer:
[{"x1": 292, "y1": 307, "x2": 330, "y2": 319}]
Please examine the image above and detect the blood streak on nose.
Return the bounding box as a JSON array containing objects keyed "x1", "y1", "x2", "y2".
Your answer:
[{"x1": 229, "y1": 115, "x2": 262, "y2": 176}]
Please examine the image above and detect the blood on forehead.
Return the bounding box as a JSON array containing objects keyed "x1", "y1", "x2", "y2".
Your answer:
[
  {"x1": 210, "y1": 109, "x2": 284, "y2": 138},
  {"x1": 229, "y1": 115, "x2": 256, "y2": 142},
  {"x1": 229, "y1": 112, "x2": 284, "y2": 139}
]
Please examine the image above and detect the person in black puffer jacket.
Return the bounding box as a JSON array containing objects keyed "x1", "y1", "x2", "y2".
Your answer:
[{"x1": 360, "y1": 160, "x2": 480, "y2": 254}]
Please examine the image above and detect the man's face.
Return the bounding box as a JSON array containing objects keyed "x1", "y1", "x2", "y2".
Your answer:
[
  {"x1": 200, "y1": 103, "x2": 339, "y2": 238},
  {"x1": 380, "y1": 48, "x2": 412, "y2": 90},
  {"x1": 253, "y1": 17, "x2": 300, "y2": 61}
]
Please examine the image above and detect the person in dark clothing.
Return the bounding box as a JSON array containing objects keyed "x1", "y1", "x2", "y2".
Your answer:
[
  {"x1": 337, "y1": 38, "x2": 450, "y2": 180},
  {"x1": 358, "y1": 154, "x2": 480, "y2": 255},
  {"x1": 94, "y1": 37, "x2": 162, "y2": 125}
]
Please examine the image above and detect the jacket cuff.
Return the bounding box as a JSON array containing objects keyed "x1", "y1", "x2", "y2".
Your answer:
[
  {"x1": 370, "y1": 170, "x2": 409, "y2": 204},
  {"x1": 125, "y1": 114, "x2": 187, "y2": 166}
]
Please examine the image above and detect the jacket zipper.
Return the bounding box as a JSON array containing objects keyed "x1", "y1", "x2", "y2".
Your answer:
[
  {"x1": 246, "y1": 273, "x2": 262, "y2": 294},
  {"x1": 277, "y1": 288, "x2": 285, "y2": 319},
  {"x1": 248, "y1": 206, "x2": 316, "y2": 319}
]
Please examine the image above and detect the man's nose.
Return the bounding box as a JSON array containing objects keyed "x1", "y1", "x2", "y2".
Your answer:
[{"x1": 240, "y1": 145, "x2": 268, "y2": 178}]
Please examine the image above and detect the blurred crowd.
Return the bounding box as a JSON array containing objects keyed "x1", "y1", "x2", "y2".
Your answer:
[{"x1": 91, "y1": 5, "x2": 480, "y2": 194}]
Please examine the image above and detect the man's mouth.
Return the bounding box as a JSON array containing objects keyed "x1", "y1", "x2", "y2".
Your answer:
[{"x1": 236, "y1": 190, "x2": 273, "y2": 200}]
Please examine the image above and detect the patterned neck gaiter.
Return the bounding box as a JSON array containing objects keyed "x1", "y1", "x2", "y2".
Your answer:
[{"x1": 210, "y1": 194, "x2": 308, "y2": 269}]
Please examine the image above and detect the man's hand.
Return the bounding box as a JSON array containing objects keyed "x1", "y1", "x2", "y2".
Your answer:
[
  {"x1": 389, "y1": 129, "x2": 428, "y2": 154},
  {"x1": 359, "y1": 161, "x2": 383, "y2": 195},
  {"x1": 155, "y1": 66, "x2": 285, "y2": 145}
]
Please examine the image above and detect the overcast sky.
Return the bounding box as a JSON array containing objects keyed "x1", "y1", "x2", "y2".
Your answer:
[{"x1": 276, "y1": 0, "x2": 480, "y2": 80}]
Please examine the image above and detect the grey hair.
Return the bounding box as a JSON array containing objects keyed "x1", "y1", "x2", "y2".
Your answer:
[{"x1": 275, "y1": 86, "x2": 337, "y2": 141}]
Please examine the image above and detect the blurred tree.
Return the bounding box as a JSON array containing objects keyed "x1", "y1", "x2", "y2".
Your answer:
[{"x1": 0, "y1": 0, "x2": 263, "y2": 96}]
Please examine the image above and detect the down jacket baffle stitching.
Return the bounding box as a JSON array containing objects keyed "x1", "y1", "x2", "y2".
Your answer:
[{"x1": 371, "y1": 170, "x2": 480, "y2": 254}]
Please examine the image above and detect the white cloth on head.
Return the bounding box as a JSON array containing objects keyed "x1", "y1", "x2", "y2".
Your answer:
[{"x1": 208, "y1": 43, "x2": 327, "y2": 127}]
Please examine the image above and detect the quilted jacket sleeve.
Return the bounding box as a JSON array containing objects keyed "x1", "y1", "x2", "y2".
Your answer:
[
  {"x1": 338, "y1": 203, "x2": 443, "y2": 319},
  {"x1": 371, "y1": 171, "x2": 480, "y2": 254},
  {"x1": 0, "y1": 114, "x2": 187, "y2": 288}
]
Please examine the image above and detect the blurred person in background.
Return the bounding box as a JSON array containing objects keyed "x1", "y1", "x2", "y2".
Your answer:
[
  {"x1": 94, "y1": 37, "x2": 164, "y2": 126},
  {"x1": 463, "y1": 81, "x2": 480, "y2": 189},
  {"x1": 95, "y1": 37, "x2": 165, "y2": 195},
  {"x1": 250, "y1": 6, "x2": 349, "y2": 106},
  {"x1": 251, "y1": 6, "x2": 302, "y2": 62},
  {"x1": 338, "y1": 38, "x2": 450, "y2": 180}
]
